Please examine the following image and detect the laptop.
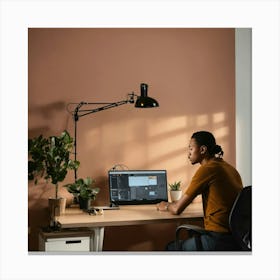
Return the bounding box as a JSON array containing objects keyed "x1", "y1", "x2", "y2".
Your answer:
[{"x1": 107, "y1": 170, "x2": 168, "y2": 206}]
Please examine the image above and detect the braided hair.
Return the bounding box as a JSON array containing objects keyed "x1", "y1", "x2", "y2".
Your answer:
[{"x1": 191, "y1": 131, "x2": 224, "y2": 158}]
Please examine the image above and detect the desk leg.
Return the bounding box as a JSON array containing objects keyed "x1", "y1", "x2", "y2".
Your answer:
[{"x1": 90, "y1": 227, "x2": 104, "y2": 252}]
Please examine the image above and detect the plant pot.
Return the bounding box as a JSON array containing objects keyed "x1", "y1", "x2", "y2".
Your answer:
[
  {"x1": 170, "y1": 190, "x2": 182, "y2": 202},
  {"x1": 48, "y1": 197, "x2": 66, "y2": 228},
  {"x1": 78, "y1": 197, "x2": 92, "y2": 210},
  {"x1": 59, "y1": 197, "x2": 67, "y2": 214},
  {"x1": 49, "y1": 197, "x2": 66, "y2": 217}
]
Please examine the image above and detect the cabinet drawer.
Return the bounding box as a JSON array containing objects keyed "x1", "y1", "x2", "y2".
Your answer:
[{"x1": 45, "y1": 236, "x2": 90, "y2": 252}]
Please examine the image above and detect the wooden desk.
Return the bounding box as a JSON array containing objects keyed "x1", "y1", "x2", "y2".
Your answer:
[{"x1": 56, "y1": 203, "x2": 204, "y2": 251}]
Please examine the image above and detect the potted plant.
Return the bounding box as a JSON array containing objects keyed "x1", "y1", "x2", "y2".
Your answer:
[
  {"x1": 64, "y1": 177, "x2": 100, "y2": 210},
  {"x1": 169, "y1": 181, "x2": 182, "y2": 202},
  {"x1": 28, "y1": 130, "x2": 79, "y2": 225}
]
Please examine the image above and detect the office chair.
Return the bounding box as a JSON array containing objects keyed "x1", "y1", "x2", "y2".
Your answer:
[{"x1": 175, "y1": 186, "x2": 252, "y2": 251}]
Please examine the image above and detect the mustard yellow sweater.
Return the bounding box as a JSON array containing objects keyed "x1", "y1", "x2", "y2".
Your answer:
[{"x1": 185, "y1": 158, "x2": 243, "y2": 233}]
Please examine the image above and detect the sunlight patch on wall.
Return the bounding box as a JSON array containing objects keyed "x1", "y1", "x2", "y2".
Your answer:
[
  {"x1": 147, "y1": 133, "x2": 186, "y2": 160},
  {"x1": 155, "y1": 153, "x2": 184, "y2": 167},
  {"x1": 213, "y1": 125, "x2": 229, "y2": 159},
  {"x1": 81, "y1": 113, "x2": 231, "y2": 177},
  {"x1": 149, "y1": 152, "x2": 186, "y2": 176},
  {"x1": 213, "y1": 126, "x2": 229, "y2": 138},
  {"x1": 212, "y1": 112, "x2": 225, "y2": 123},
  {"x1": 148, "y1": 116, "x2": 187, "y2": 138},
  {"x1": 195, "y1": 114, "x2": 209, "y2": 127}
]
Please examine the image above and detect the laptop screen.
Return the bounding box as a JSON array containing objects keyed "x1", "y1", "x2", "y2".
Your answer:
[{"x1": 108, "y1": 170, "x2": 168, "y2": 205}]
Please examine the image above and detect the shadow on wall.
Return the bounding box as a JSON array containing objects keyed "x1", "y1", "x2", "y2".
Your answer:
[
  {"x1": 28, "y1": 101, "x2": 71, "y2": 138},
  {"x1": 28, "y1": 182, "x2": 50, "y2": 251},
  {"x1": 28, "y1": 181, "x2": 74, "y2": 251},
  {"x1": 92, "y1": 175, "x2": 110, "y2": 206},
  {"x1": 28, "y1": 101, "x2": 73, "y2": 250}
]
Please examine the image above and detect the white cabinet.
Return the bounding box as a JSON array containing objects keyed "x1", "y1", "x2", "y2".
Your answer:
[
  {"x1": 45, "y1": 236, "x2": 90, "y2": 252},
  {"x1": 39, "y1": 229, "x2": 92, "y2": 252}
]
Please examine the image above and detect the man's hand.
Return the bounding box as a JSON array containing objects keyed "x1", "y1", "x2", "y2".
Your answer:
[
  {"x1": 156, "y1": 201, "x2": 169, "y2": 211},
  {"x1": 156, "y1": 193, "x2": 193, "y2": 215}
]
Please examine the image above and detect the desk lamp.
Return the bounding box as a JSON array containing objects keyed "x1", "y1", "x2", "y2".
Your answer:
[{"x1": 69, "y1": 83, "x2": 159, "y2": 180}]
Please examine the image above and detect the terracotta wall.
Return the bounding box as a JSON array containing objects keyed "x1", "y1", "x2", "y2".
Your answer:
[{"x1": 28, "y1": 28, "x2": 236, "y2": 251}]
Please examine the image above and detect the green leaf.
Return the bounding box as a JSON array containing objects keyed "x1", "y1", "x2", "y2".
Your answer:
[
  {"x1": 28, "y1": 130, "x2": 77, "y2": 197},
  {"x1": 84, "y1": 177, "x2": 92, "y2": 186}
]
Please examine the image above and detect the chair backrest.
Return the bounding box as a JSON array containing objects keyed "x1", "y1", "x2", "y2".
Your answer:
[{"x1": 229, "y1": 186, "x2": 252, "y2": 251}]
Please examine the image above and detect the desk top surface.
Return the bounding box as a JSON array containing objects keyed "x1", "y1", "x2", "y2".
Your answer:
[{"x1": 57, "y1": 202, "x2": 204, "y2": 228}]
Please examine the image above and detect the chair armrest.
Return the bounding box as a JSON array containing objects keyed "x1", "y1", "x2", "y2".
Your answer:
[
  {"x1": 176, "y1": 224, "x2": 208, "y2": 235},
  {"x1": 175, "y1": 224, "x2": 208, "y2": 251}
]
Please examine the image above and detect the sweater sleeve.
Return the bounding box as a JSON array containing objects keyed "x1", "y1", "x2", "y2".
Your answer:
[{"x1": 185, "y1": 165, "x2": 213, "y2": 200}]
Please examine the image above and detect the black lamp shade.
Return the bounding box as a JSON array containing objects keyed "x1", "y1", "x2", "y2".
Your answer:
[{"x1": 135, "y1": 83, "x2": 159, "y2": 108}]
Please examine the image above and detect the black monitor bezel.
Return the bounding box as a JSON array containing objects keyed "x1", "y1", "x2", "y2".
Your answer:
[{"x1": 108, "y1": 170, "x2": 168, "y2": 205}]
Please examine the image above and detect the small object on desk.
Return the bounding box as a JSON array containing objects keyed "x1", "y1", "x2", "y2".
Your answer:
[
  {"x1": 94, "y1": 205, "x2": 120, "y2": 210},
  {"x1": 84, "y1": 208, "x2": 104, "y2": 215}
]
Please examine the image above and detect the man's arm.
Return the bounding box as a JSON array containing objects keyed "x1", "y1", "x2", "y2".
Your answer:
[{"x1": 156, "y1": 193, "x2": 194, "y2": 215}]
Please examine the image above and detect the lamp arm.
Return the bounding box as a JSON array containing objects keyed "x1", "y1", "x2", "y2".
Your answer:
[
  {"x1": 73, "y1": 93, "x2": 135, "y2": 120},
  {"x1": 76, "y1": 100, "x2": 129, "y2": 119},
  {"x1": 72, "y1": 93, "x2": 136, "y2": 181}
]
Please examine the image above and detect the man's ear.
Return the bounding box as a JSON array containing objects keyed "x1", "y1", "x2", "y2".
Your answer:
[{"x1": 200, "y1": 145, "x2": 207, "y2": 155}]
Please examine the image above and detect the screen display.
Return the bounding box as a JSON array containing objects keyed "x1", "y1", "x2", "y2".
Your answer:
[{"x1": 108, "y1": 170, "x2": 168, "y2": 205}]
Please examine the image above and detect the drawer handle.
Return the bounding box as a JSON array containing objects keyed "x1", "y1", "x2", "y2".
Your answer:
[{"x1": 65, "y1": 240, "x2": 82, "y2": 244}]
